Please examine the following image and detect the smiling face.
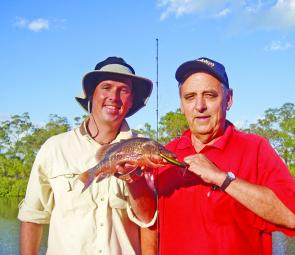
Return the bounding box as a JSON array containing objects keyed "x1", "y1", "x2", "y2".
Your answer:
[
  {"x1": 180, "y1": 72, "x2": 233, "y2": 144},
  {"x1": 91, "y1": 76, "x2": 133, "y2": 127}
]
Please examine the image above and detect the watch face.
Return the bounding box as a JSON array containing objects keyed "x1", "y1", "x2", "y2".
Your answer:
[{"x1": 228, "y1": 172, "x2": 235, "y2": 180}]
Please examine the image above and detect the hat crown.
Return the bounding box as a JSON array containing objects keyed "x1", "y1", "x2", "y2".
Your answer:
[
  {"x1": 196, "y1": 57, "x2": 225, "y2": 72},
  {"x1": 176, "y1": 56, "x2": 229, "y2": 88},
  {"x1": 94, "y1": 57, "x2": 135, "y2": 74}
]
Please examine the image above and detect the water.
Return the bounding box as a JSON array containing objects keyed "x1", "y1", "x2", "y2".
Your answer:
[
  {"x1": 0, "y1": 198, "x2": 294, "y2": 254},
  {"x1": 0, "y1": 198, "x2": 48, "y2": 255}
]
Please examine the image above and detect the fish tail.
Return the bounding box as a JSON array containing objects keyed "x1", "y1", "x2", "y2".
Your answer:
[{"x1": 79, "y1": 170, "x2": 95, "y2": 192}]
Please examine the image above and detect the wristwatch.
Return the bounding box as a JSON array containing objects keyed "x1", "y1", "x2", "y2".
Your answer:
[{"x1": 220, "y1": 171, "x2": 236, "y2": 191}]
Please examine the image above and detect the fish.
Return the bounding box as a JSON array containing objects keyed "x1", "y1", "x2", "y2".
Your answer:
[{"x1": 79, "y1": 137, "x2": 186, "y2": 192}]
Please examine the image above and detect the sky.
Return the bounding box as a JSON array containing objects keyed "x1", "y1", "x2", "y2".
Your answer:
[{"x1": 0, "y1": 0, "x2": 294, "y2": 131}]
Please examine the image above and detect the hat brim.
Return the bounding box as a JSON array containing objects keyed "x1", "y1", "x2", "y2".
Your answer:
[
  {"x1": 81, "y1": 71, "x2": 153, "y2": 117},
  {"x1": 75, "y1": 96, "x2": 89, "y2": 112},
  {"x1": 175, "y1": 61, "x2": 226, "y2": 85}
]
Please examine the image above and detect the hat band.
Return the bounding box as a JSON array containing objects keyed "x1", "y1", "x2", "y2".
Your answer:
[{"x1": 98, "y1": 64, "x2": 134, "y2": 75}]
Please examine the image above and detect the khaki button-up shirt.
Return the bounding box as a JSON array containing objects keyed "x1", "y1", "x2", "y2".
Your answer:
[{"x1": 18, "y1": 120, "x2": 156, "y2": 255}]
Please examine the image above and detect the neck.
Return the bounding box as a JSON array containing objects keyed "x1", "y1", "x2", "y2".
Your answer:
[
  {"x1": 87, "y1": 115, "x2": 121, "y2": 145},
  {"x1": 191, "y1": 134, "x2": 218, "y2": 152},
  {"x1": 191, "y1": 121, "x2": 228, "y2": 152}
]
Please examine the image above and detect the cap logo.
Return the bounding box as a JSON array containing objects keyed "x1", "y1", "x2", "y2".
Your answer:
[{"x1": 197, "y1": 58, "x2": 215, "y2": 68}]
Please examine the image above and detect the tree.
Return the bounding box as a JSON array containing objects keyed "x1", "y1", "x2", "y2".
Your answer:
[
  {"x1": 241, "y1": 103, "x2": 295, "y2": 175},
  {"x1": 159, "y1": 109, "x2": 188, "y2": 144},
  {"x1": 17, "y1": 114, "x2": 71, "y2": 177},
  {"x1": 137, "y1": 108, "x2": 188, "y2": 144},
  {"x1": 136, "y1": 123, "x2": 157, "y2": 140},
  {"x1": 0, "y1": 113, "x2": 80, "y2": 196},
  {"x1": 0, "y1": 113, "x2": 33, "y2": 157},
  {"x1": 0, "y1": 113, "x2": 71, "y2": 179}
]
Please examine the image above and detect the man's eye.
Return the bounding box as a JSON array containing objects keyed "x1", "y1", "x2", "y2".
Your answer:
[
  {"x1": 184, "y1": 94, "x2": 194, "y2": 100},
  {"x1": 101, "y1": 85, "x2": 111, "y2": 90},
  {"x1": 205, "y1": 93, "x2": 217, "y2": 98},
  {"x1": 121, "y1": 87, "x2": 131, "y2": 94}
]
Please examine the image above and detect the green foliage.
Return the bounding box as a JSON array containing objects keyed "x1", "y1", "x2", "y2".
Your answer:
[
  {"x1": 136, "y1": 108, "x2": 188, "y2": 144},
  {"x1": 289, "y1": 165, "x2": 295, "y2": 177},
  {"x1": 0, "y1": 113, "x2": 79, "y2": 198},
  {"x1": 0, "y1": 177, "x2": 28, "y2": 197},
  {"x1": 240, "y1": 102, "x2": 295, "y2": 175},
  {"x1": 136, "y1": 123, "x2": 157, "y2": 140},
  {"x1": 159, "y1": 108, "x2": 188, "y2": 144},
  {"x1": 0, "y1": 197, "x2": 22, "y2": 219}
]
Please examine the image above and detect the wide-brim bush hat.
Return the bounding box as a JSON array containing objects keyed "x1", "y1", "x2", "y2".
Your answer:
[
  {"x1": 175, "y1": 57, "x2": 229, "y2": 88},
  {"x1": 75, "y1": 56, "x2": 153, "y2": 118}
]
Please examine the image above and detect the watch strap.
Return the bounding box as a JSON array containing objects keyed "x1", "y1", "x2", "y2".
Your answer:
[{"x1": 220, "y1": 172, "x2": 235, "y2": 191}]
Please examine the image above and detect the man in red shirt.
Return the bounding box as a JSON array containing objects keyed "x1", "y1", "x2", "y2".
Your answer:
[{"x1": 158, "y1": 57, "x2": 295, "y2": 255}]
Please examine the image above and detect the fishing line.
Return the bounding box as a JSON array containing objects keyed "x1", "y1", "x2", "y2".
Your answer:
[
  {"x1": 155, "y1": 38, "x2": 160, "y2": 255},
  {"x1": 89, "y1": 113, "x2": 99, "y2": 139}
]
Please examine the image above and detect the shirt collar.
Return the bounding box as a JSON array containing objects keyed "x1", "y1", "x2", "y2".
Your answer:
[
  {"x1": 79, "y1": 118, "x2": 133, "y2": 143},
  {"x1": 177, "y1": 121, "x2": 234, "y2": 151}
]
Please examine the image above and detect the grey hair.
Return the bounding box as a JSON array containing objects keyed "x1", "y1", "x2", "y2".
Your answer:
[{"x1": 178, "y1": 82, "x2": 230, "y2": 97}]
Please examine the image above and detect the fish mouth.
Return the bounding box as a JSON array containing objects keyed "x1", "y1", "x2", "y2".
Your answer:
[{"x1": 159, "y1": 153, "x2": 187, "y2": 168}]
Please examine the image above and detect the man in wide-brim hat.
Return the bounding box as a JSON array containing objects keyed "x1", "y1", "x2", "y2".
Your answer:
[
  {"x1": 18, "y1": 57, "x2": 157, "y2": 255},
  {"x1": 76, "y1": 56, "x2": 153, "y2": 117}
]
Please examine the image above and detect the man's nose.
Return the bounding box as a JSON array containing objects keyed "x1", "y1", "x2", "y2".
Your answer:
[
  {"x1": 108, "y1": 89, "x2": 121, "y2": 101},
  {"x1": 194, "y1": 97, "x2": 206, "y2": 112}
]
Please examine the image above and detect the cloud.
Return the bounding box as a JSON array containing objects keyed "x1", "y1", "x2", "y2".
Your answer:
[
  {"x1": 264, "y1": 40, "x2": 293, "y2": 51},
  {"x1": 262, "y1": 0, "x2": 295, "y2": 29},
  {"x1": 14, "y1": 17, "x2": 67, "y2": 32},
  {"x1": 15, "y1": 17, "x2": 27, "y2": 28},
  {"x1": 15, "y1": 17, "x2": 49, "y2": 32},
  {"x1": 28, "y1": 19, "x2": 49, "y2": 32},
  {"x1": 216, "y1": 7, "x2": 231, "y2": 17},
  {"x1": 157, "y1": 0, "x2": 295, "y2": 30},
  {"x1": 158, "y1": 0, "x2": 230, "y2": 20}
]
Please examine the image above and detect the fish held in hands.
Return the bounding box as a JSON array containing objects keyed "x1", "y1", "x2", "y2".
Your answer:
[{"x1": 79, "y1": 137, "x2": 184, "y2": 192}]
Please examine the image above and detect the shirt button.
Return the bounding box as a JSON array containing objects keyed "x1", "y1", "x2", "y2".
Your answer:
[
  {"x1": 100, "y1": 197, "x2": 104, "y2": 201},
  {"x1": 99, "y1": 249, "x2": 102, "y2": 253},
  {"x1": 100, "y1": 223, "x2": 104, "y2": 227}
]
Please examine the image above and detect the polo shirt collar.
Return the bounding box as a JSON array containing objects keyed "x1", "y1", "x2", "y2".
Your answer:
[{"x1": 177, "y1": 121, "x2": 234, "y2": 151}]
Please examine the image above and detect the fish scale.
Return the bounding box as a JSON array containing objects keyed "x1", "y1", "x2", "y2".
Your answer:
[{"x1": 79, "y1": 137, "x2": 185, "y2": 192}]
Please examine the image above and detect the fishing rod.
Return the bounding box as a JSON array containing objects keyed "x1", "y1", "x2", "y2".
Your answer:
[
  {"x1": 155, "y1": 37, "x2": 160, "y2": 255},
  {"x1": 156, "y1": 38, "x2": 159, "y2": 141}
]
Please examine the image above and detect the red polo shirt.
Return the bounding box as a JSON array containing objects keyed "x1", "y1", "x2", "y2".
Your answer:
[{"x1": 158, "y1": 122, "x2": 295, "y2": 255}]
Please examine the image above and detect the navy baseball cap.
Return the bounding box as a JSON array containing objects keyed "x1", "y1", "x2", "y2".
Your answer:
[{"x1": 175, "y1": 57, "x2": 229, "y2": 88}]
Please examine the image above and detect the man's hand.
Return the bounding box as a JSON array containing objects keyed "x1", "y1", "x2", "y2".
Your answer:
[{"x1": 184, "y1": 154, "x2": 226, "y2": 187}]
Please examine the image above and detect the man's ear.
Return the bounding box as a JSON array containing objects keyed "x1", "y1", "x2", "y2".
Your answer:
[
  {"x1": 180, "y1": 102, "x2": 184, "y2": 114},
  {"x1": 226, "y1": 89, "x2": 233, "y2": 111},
  {"x1": 88, "y1": 96, "x2": 93, "y2": 113}
]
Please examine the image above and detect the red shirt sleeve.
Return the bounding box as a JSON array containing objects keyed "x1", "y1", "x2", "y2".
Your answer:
[{"x1": 253, "y1": 138, "x2": 295, "y2": 236}]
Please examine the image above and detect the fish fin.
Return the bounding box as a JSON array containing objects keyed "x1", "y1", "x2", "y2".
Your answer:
[
  {"x1": 95, "y1": 144, "x2": 114, "y2": 161},
  {"x1": 95, "y1": 173, "x2": 108, "y2": 183},
  {"x1": 79, "y1": 171, "x2": 95, "y2": 192}
]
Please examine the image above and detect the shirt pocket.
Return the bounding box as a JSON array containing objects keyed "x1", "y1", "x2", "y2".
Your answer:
[{"x1": 49, "y1": 171, "x2": 95, "y2": 215}]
